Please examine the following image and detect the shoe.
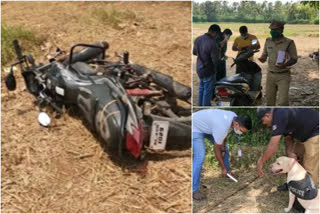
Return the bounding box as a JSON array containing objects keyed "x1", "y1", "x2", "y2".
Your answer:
[
  {"x1": 293, "y1": 199, "x2": 305, "y2": 213},
  {"x1": 193, "y1": 190, "x2": 207, "y2": 201},
  {"x1": 277, "y1": 183, "x2": 288, "y2": 192}
]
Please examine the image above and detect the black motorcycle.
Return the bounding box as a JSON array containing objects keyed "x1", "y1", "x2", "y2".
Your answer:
[
  {"x1": 215, "y1": 42, "x2": 262, "y2": 106},
  {"x1": 5, "y1": 40, "x2": 191, "y2": 159}
]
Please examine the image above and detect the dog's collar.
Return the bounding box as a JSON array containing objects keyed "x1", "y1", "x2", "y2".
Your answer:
[{"x1": 290, "y1": 158, "x2": 297, "y2": 171}]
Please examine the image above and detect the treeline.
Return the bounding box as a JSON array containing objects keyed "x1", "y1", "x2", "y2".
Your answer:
[{"x1": 193, "y1": 1, "x2": 319, "y2": 24}]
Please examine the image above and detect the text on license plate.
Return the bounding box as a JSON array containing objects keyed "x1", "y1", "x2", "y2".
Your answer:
[{"x1": 149, "y1": 121, "x2": 169, "y2": 150}]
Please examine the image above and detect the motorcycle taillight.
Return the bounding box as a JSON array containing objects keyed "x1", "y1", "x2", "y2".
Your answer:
[
  {"x1": 217, "y1": 88, "x2": 229, "y2": 96},
  {"x1": 126, "y1": 122, "x2": 144, "y2": 158}
]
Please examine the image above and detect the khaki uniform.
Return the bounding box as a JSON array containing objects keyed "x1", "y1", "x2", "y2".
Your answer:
[
  {"x1": 261, "y1": 37, "x2": 298, "y2": 106},
  {"x1": 293, "y1": 135, "x2": 319, "y2": 187}
]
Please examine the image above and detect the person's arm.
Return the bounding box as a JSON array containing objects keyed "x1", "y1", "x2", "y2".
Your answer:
[
  {"x1": 220, "y1": 34, "x2": 230, "y2": 49},
  {"x1": 193, "y1": 40, "x2": 198, "y2": 56},
  {"x1": 210, "y1": 41, "x2": 219, "y2": 66},
  {"x1": 257, "y1": 135, "x2": 282, "y2": 177},
  {"x1": 285, "y1": 135, "x2": 297, "y2": 159},
  {"x1": 258, "y1": 39, "x2": 268, "y2": 63},
  {"x1": 232, "y1": 39, "x2": 239, "y2": 52},
  {"x1": 214, "y1": 143, "x2": 227, "y2": 176},
  {"x1": 285, "y1": 41, "x2": 298, "y2": 66},
  {"x1": 276, "y1": 41, "x2": 298, "y2": 68}
]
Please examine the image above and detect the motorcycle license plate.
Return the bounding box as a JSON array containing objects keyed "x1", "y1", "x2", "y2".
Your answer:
[
  {"x1": 218, "y1": 101, "x2": 230, "y2": 106},
  {"x1": 149, "y1": 121, "x2": 169, "y2": 150}
]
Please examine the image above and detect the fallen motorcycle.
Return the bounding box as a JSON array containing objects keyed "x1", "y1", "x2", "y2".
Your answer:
[{"x1": 5, "y1": 40, "x2": 191, "y2": 159}]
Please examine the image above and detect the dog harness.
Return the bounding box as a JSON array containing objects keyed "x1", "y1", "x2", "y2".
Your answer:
[{"x1": 288, "y1": 173, "x2": 318, "y2": 200}]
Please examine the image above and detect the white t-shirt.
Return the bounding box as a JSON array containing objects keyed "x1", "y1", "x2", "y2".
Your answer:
[{"x1": 192, "y1": 109, "x2": 237, "y2": 145}]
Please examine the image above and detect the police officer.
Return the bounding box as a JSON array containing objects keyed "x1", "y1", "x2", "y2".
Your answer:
[
  {"x1": 258, "y1": 21, "x2": 298, "y2": 106},
  {"x1": 256, "y1": 108, "x2": 319, "y2": 187}
]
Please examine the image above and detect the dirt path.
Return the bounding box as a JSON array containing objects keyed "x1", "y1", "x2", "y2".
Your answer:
[
  {"x1": 193, "y1": 147, "x2": 289, "y2": 213},
  {"x1": 1, "y1": 2, "x2": 191, "y2": 213},
  {"x1": 192, "y1": 27, "x2": 319, "y2": 106}
]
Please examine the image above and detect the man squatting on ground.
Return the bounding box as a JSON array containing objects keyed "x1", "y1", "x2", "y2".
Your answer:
[
  {"x1": 258, "y1": 21, "x2": 298, "y2": 106},
  {"x1": 256, "y1": 108, "x2": 319, "y2": 186},
  {"x1": 192, "y1": 109, "x2": 252, "y2": 200},
  {"x1": 193, "y1": 24, "x2": 230, "y2": 106}
]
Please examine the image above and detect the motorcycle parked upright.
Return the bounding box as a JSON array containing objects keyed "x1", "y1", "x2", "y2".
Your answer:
[{"x1": 215, "y1": 39, "x2": 263, "y2": 106}]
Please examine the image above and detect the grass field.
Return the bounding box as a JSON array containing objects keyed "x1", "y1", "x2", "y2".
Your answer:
[{"x1": 193, "y1": 22, "x2": 319, "y2": 41}]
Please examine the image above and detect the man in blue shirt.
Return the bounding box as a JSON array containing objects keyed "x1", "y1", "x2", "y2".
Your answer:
[
  {"x1": 256, "y1": 108, "x2": 319, "y2": 187},
  {"x1": 193, "y1": 24, "x2": 220, "y2": 106},
  {"x1": 192, "y1": 109, "x2": 252, "y2": 200}
]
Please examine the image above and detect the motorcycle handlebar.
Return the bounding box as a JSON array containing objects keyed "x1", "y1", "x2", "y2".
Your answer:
[
  {"x1": 66, "y1": 42, "x2": 109, "y2": 65},
  {"x1": 13, "y1": 40, "x2": 23, "y2": 61}
]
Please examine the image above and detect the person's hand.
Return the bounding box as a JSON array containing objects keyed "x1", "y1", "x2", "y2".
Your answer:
[
  {"x1": 257, "y1": 157, "x2": 264, "y2": 177},
  {"x1": 221, "y1": 167, "x2": 228, "y2": 177},
  {"x1": 287, "y1": 152, "x2": 297, "y2": 160},
  {"x1": 258, "y1": 57, "x2": 267, "y2": 63},
  {"x1": 275, "y1": 62, "x2": 287, "y2": 68}
]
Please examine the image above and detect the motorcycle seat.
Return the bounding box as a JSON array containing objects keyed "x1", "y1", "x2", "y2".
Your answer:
[
  {"x1": 218, "y1": 74, "x2": 249, "y2": 84},
  {"x1": 70, "y1": 62, "x2": 97, "y2": 75}
]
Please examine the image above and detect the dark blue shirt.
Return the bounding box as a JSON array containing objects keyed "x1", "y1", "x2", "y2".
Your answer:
[
  {"x1": 272, "y1": 108, "x2": 319, "y2": 142},
  {"x1": 193, "y1": 33, "x2": 219, "y2": 78}
]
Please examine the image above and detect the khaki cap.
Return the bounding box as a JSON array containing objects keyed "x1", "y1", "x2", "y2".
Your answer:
[{"x1": 269, "y1": 20, "x2": 286, "y2": 30}]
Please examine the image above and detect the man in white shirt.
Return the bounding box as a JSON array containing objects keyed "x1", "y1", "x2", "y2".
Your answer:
[{"x1": 192, "y1": 109, "x2": 252, "y2": 200}]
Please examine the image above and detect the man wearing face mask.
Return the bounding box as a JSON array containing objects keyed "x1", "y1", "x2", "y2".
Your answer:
[
  {"x1": 193, "y1": 24, "x2": 220, "y2": 106},
  {"x1": 192, "y1": 109, "x2": 252, "y2": 200},
  {"x1": 232, "y1": 25, "x2": 260, "y2": 61},
  {"x1": 256, "y1": 108, "x2": 319, "y2": 186},
  {"x1": 256, "y1": 108, "x2": 319, "y2": 212},
  {"x1": 258, "y1": 21, "x2": 298, "y2": 106}
]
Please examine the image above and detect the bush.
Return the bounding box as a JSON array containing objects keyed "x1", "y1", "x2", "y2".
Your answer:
[
  {"x1": 1, "y1": 24, "x2": 44, "y2": 66},
  {"x1": 314, "y1": 18, "x2": 319, "y2": 24},
  {"x1": 93, "y1": 8, "x2": 139, "y2": 29},
  {"x1": 193, "y1": 15, "x2": 207, "y2": 22}
]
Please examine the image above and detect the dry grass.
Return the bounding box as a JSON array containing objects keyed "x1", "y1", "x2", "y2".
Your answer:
[{"x1": 193, "y1": 146, "x2": 288, "y2": 213}]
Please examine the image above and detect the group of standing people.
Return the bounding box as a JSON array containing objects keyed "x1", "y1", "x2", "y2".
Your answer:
[{"x1": 193, "y1": 21, "x2": 298, "y2": 106}]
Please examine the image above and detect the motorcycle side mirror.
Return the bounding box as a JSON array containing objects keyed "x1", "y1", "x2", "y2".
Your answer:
[
  {"x1": 5, "y1": 67, "x2": 17, "y2": 91},
  {"x1": 38, "y1": 112, "x2": 51, "y2": 127},
  {"x1": 251, "y1": 39, "x2": 258, "y2": 45}
]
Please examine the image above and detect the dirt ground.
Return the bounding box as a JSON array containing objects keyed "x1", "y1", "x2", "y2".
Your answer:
[
  {"x1": 192, "y1": 26, "x2": 319, "y2": 106},
  {"x1": 1, "y1": 2, "x2": 191, "y2": 213},
  {"x1": 193, "y1": 147, "x2": 290, "y2": 213}
]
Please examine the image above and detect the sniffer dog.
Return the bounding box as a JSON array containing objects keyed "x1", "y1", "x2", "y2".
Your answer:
[{"x1": 271, "y1": 156, "x2": 319, "y2": 213}]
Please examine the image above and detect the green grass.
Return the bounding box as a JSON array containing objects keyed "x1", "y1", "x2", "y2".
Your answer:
[
  {"x1": 93, "y1": 8, "x2": 140, "y2": 29},
  {"x1": 1, "y1": 24, "x2": 44, "y2": 65},
  {"x1": 199, "y1": 108, "x2": 286, "y2": 171},
  {"x1": 193, "y1": 22, "x2": 319, "y2": 41}
]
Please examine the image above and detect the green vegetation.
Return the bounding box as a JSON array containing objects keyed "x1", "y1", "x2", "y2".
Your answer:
[
  {"x1": 93, "y1": 8, "x2": 139, "y2": 29},
  {"x1": 193, "y1": 1, "x2": 319, "y2": 24},
  {"x1": 1, "y1": 24, "x2": 44, "y2": 65},
  {"x1": 193, "y1": 22, "x2": 319, "y2": 41},
  {"x1": 199, "y1": 108, "x2": 284, "y2": 171}
]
